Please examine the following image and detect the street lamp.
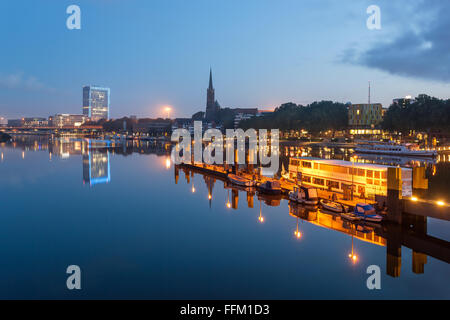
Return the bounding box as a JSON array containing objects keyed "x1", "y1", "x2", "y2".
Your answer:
[{"x1": 165, "y1": 106, "x2": 172, "y2": 119}]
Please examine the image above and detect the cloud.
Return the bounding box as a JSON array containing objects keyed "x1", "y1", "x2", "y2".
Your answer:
[
  {"x1": 340, "y1": 0, "x2": 450, "y2": 82},
  {"x1": 0, "y1": 72, "x2": 50, "y2": 91}
]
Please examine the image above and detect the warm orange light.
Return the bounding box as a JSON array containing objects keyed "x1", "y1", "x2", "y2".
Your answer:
[
  {"x1": 165, "y1": 158, "x2": 171, "y2": 169},
  {"x1": 437, "y1": 200, "x2": 445, "y2": 206},
  {"x1": 258, "y1": 216, "x2": 264, "y2": 223},
  {"x1": 349, "y1": 254, "x2": 358, "y2": 263},
  {"x1": 226, "y1": 202, "x2": 231, "y2": 208},
  {"x1": 411, "y1": 196, "x2": 418, "y2": 202},
  {"x1": 192, "y1": 186, "x2": 195, "y2": 193},
  {"x1": 294, "y1": 231, "x2": 302, "y2": 239},
  {"x1": 208, "y1": 194, "x2": 212, "y2": 200},
  {"x1": 164, "y1": 106, "x2": 172, "y2": 118}
]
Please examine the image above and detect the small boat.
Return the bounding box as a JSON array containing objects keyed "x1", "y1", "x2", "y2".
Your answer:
[
  {"x1": 228, "y1": 174, "x2": 255, "y2": 187},
  {"x1": 257, "y1": 180, "x2": 282, "y2": 195},
  {"x1": 289, "y1": 186, "x2": 319, "y2": 205},
  {"x1": 354, "y1": 203, "x2": 383, "y2": 223},
  {"x1": 320, "y1": 199, "x2": 348, "y2": 213},
  {"x1": 340, "y1": 212, "x2": 362, "y2": 221}
]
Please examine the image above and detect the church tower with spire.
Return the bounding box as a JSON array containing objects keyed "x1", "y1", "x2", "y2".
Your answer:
[{"x1": 205, "y1": 68, "x2": 220, "y2": 121}]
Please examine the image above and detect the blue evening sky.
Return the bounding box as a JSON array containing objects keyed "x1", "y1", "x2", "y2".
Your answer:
[{"x1": 0, "y1": 0, "x2": 449, "y2": 119}]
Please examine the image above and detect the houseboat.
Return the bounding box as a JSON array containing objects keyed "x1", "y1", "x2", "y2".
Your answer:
[
  {"x1": 287, "y1": 157, "x2": 413, "y2": 199},
  {"x1": 355, "y1": 142, "x2": 437, "y2": 157}
]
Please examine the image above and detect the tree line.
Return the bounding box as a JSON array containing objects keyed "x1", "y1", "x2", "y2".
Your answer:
[
  {"x1": 239, "y1": 101, "x2": 348, "y2": 133},
  {"x1": 382, "y1": 95, "x2": 450, "y2": 133}
]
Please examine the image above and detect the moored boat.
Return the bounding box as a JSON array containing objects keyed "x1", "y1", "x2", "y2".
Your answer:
[
  {"x1": 340, "y1": 212, "x2": 362, "y2": 221},
  {"x1": 355, "y1": 142, "x2": 437, "y2": 157},
  {"x1": 320, "y1": 199, "x2": 348, "y2": 213},
  {"x1": 228, "y1": 174, "x2": 255, "y2": 187},
  {"x1": 289, "y1": 186, "x2": 319, "y2": 205},
  {"x1": 354, "y1": 203, "x2": 383, "y2": 223},
  {"x1": 257, "y1": 180, "x2": 282, "y2": 195}
]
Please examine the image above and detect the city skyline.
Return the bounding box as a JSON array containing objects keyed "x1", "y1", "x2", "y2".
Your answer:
[{"x1": 0, "y1": 0, "x2": 449, "y2": 119}]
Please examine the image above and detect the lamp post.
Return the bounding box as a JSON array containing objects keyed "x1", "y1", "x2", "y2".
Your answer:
[{"x1": 165, "y1": 106, "x2": 172, "y2": 119}]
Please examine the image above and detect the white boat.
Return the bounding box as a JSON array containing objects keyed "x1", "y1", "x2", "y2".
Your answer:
[
  {"x1": 340, "y1": 212, "x2": 362, "y2": 221},
  {"x1": 320, "y1": 199, "x2": 348, "y2": 213},
  {"x1": 289, "y1": 186, "x2": 319, "y2": 205},
  {"x1": 355, "y1": 142, "x2": 437, "y2": 157},
  {"x1": 228, "y1": 174, "x2": 255, "y2": 187}
]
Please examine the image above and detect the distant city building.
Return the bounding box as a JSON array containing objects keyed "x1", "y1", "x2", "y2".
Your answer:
[
  {"x1": 7, "y1": 119, "x2": 24, "y2": 127},
  {"x1": 393, "y1": 96, "x2": 416, "y2": 108},
  {"x1": 133, "y1": 119, "x2": 172, "y2": 135},
  {"x1": 51, "y1": 114, "x2": 87, "y2": 127},
  {"x1": 0, "y1": 117, "x2": 8, "y2": 127},
  {"x1": 205, "y1": 69, "x2": 221, "y2": 121},
  {"x1": 83, "y1": 85, "x2": 110, "y2": 121},
  {"x1": 348, "y1": 103, "x2": 383, "y2": 135},
  {"x1": 22, "y1": 117, "x2": 48, "y2": 127},
  {"x1": 233, "y1": 108, "x2": 258, "y2": 128}
]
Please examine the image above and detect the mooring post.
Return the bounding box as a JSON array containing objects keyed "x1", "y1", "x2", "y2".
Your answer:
[{"x1": 387, "y1": 167, "x2": 403, "y2": 224}]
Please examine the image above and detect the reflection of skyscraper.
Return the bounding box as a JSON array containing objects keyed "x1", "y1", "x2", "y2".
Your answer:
[
  {"x1": 83, "y1": 149, "x2": 111, "y2": 186},
  {"x1": 83, "y1": 85, "x2": 110, "y2": 121}
]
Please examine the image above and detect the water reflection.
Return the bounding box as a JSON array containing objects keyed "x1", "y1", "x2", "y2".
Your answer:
[{"x1": 1, "y1": 136, "x2": 449, "y2": 285}]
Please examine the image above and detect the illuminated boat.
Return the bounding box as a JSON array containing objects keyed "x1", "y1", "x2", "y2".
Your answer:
[
  {"x1": 320, "y1": 199, "x2": 348, "y2": 213},
  {"x1": 289, "y1": 186, "x2": 319, "y2": 205},
  {"x1": 228, "y1": 174, "x2": 255, "y2": 187},
  {"x1": 354, "y1": 203, "x2": 383, "y2": 223},
  {"x1": 355, "y1": 142, "x2": 437, "y2": 157}
]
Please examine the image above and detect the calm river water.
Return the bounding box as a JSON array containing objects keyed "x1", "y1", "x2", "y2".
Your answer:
[{"x1": 0, "y1": 136, "x2": 449, "y2": 299}]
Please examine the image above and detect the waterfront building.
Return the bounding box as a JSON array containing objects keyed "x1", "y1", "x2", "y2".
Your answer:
[
  {"x1": 51, "y1": 114, "x2": 87, "y2": 127},
  {"x1": 393, "y1": 96, "x2": 416, "y2": 108},
  {"x1": 233, "y1": 108, "x2": 258, "y2": 128},
  {"x1": 82, "y1": 85, "x2": 110, "y2": 121},
  {"x1": 22, "y1": 117, "x2": 48, "y2": 127},
  {"x1": 348, "y1": 103, "x2": 383, "y2": 135},
  {"x1": 288, "y1": 157, "x2": 412, "y2": 199},
  {"x1": 0, "y1": 117, "x2": 8, "y2": 127},
  {"x1": 7, "y1": 119, "x2": 25, "y2": 127}
]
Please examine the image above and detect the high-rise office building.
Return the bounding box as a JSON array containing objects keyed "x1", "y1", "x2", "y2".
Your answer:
[{"x1": 82, "y1": 85, "x2": 110, "y2": 121}]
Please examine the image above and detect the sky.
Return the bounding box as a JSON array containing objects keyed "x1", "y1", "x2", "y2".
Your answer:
[{"x1": 0, "y1": 0, "x2": 449, "y2": 119}]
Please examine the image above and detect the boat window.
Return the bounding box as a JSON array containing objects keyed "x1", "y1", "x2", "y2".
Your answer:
[
  {"x1": 366, "y1": 170, "x2": 373, "y2": 178},
  {"x1": 367, "y1": 178, "x2": 373, "y2": 185},
  {"x1": 333, "y1": 166, "x2": 348, "y2": 174},
  {"x1": 358, "y1": 169, "x2": 365, "y2": 176},
  {"x1": 374, "y1": 171, "x2": 380, "y2": 179},
  {"x1": 301, "y1": 161, "x2": 311, "y2": 168},
  {"x1": 309, "y1": 189, "x2": 318, "y2": 198},
  {"x1": 314, "y1": 163, "x2": 319, "y2": 170},
  {"x1": 303, "y1": 176, "x2": 311, "y2": 183},
  {"x1": 313, "y1": 177, "x2": 324, "y2": 186},
  {"x1": 382, "y1": 181, "x2": 387, "y2": 187},
  {"x1": 374, "y1": 180, "x2": 380, "y2": 186},
  {"x1": 382, "y1": 171, "x2": 387, "y2": 179},
  {"x1": 327, "y1": 180, "x2": 339, "y2": 189}
]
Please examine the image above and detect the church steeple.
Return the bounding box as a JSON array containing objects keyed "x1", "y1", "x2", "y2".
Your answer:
[
  {"x1": 209, "y1": 68, "x2": 214, "y2": 90},
  {"x1": 206, "y1": 68, "x2": 217, "y2": 120}
]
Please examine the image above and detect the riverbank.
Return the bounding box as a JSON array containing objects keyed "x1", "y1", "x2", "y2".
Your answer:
[{"x1": 0, "y1": 132, "x2": 12, "y2": 142}]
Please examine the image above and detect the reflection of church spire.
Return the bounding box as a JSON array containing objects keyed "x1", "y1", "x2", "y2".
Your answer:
[{"x1": 204, "y1": 175, "x2": 215, "y2": 208}]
